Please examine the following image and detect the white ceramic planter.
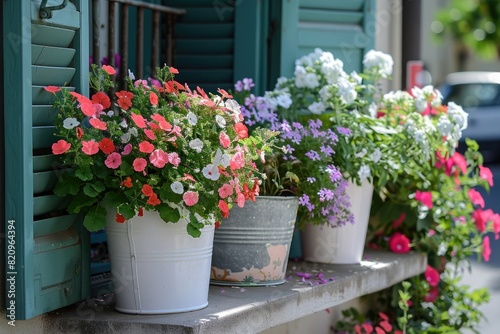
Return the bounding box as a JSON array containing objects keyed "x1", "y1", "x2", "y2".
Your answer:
[
  {"x1": 105, "y1": 209, "x2": 214, "y2": 314},
  {"x1": 302, "y1": 180, "x2": 374, "y2": 264}
]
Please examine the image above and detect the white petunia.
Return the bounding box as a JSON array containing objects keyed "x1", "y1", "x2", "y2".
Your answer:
[
  {"x1": 170, "y1": 181, "x2": 184, "y2": 194},
  {"x1": 371, "y1": 148, "x2": 382, "y2": 163},
  {"x1": 215, "y1": 115, "x2": 226, "y2": 128},
  {"x1": 225, "y1": 99, "x2": 241, "y2": 119},
  {"x1": 276, "y1": 93, "x2": 292, "y2": 109},
  {"x1": 368, "y1": 102, "x2": 378, "y2": 118},
  {"x1": 63, "y1": 118, "x2": 79, "y2": 129},
  {"x1": 128, "y1": 69, "x2": 135, "y2": 80},
  {"x1": 202, "y1": 164, "x2": 220, "y2": 180},
  {"x1": 187, "y1": 111, "x2": 198, "y2": 126},
  {"x1": 189, "y1": 138, "x2": 204, "y2": 153},
  {"x1": 120, "y1": 132, "x2": 131, "y2": 143},
  {"x1": 308, "y1": 101, "x2": 326, "y2": 115},
  {"x1": 129, "y1": 128, "x2": 138, "y2": 137},
  {"x1": 119, "y1": 119, "x2": 128, "y2": 128},
  {"x1": 221, "y1": 153, "x2": 231, "y2": 167},
  {"x1": 357, "y1": 164, "x2": 371, "y2": 181}
]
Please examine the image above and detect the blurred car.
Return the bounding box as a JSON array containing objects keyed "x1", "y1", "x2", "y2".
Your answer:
[{"x1": 439, "y1": 71, "x2": 500, "y2": 159}]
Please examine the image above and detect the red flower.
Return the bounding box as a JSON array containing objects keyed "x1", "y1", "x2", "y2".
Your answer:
[
  {"x1": 234, "y1": 122, "x2": 249, "y2": 139},
  {"x1": 217, "y1": 88, "x2": 233, "y2": 99},
  {"x1": 169, "y1": 66, "x2": 179, "y2": 74},
  {"x1": 146, "y1": 193, "x2": 161, "y2": 206},
  {"x1": 425, "y1": 265, "x2": 440, "y2": 287},
  {"x1": 468, "y1": 188, "x2": 485, "y2": 208},
  {"x1": 102, "y1": 65, "x2": 116, "y2": 75},
  {"x1": 493, "y1": 213, "x2": 500, "y2": 240},
  {"x1": 144, "y1": 129, "x2": 156, "y2": 141},
  {"x1": 375, "y1": 327, "x2": 385, "y2": 334},
  {"x1": 361, "y1": 323, "x2": 373, "y2": 333},
  {"x1": 388, "y1": 232, "x2": 411, "y2": 253},
  {"x1": 116, "y1": 213, "x2": 126, "y2": 223},
  {"x1": 80, "y1": 102, "x2": 97, "y2": 117},
  {"x1": 473, "y1": 208, "x2": 493, "y2": 232},
  {"x1": 92, "y1": 92, "x2": 111, "y2": 109},
  {"x1": 120, "y1": 177, "x2": 133, "y2": 188},
  {"x1": 215, "y1": 221, "x2": 220, "y2": 229},
  {"x1": 76, "y1": 127, "x2": 84, "y2": 139},
  {"x1": 392, "y1": 212, "x2": 406, "y2": 229},
  {"x1": 149, "y1": 92, "x2": 158, "y2": 106},
  {"x1": 138, "y1": 141, "x2": 155, "y2": 153},
  {"x1": 133, "y1": 158, "x2": 147, "y2": 172},
  {"x1": 141, "y1": 184, "x2": 154, "y2": 197},
  {"x1": 451, "y1": 152, "x2": 467, "y2": 175},
  {"x1": 138, "y1": 207, "x2": 144, "y2": 216},
  {"x1": 483, "y1": 236, "x2": 491, "y2": 262},
  {"x1": 51, "y1": 139, "x2": 71, "y2": 155},
  {"x1": 99, "y1": 138, "x2": 115, "y2": 154},
  {"x1": 379, "y1": 320, "x2": 392, "y2": 332},
  {"x1": 44, "y1": 86, "x2": 61, "y2": 94},
  {"x1": 218, "y1": 200, "x2": 229, "y2": 218},
  {"x1": 116, "y1": 90, "x2": 134, "y2": 110},
  {"x1": 479, "y1": 165, "x2": 494, "y2": 186},
  {"x1": 414, "y1": 190, "x2": 432, "y2": 208},
  {"x1": 89, "y1": 118, "x2": 107, "y2": 130}
]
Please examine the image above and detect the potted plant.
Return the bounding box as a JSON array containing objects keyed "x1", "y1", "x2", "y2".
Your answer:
[{"x1": 46, "y1": 65, "x2": 274, "y2": 313}]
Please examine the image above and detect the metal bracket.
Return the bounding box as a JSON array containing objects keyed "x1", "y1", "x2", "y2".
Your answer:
[{"x1": 39, "y1": 0, "x2": 69, "y2": 19}]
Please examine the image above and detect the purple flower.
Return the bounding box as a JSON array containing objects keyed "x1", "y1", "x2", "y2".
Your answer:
[
  {"x1": 298, "y1": 194, "x2": 310, "y2": 206},
  {"x1": 326, "y1": 129, "x2": 339, "y2": 142},
  {"x1": 309, "y1": 119, "x2": 322, "y2": 129},
  {"x1": 320, "y1": 145, "x2": 335, "y2": 156},
  {"x1": 305, "y1": 150, "x2": 321, "y2": 161},
  {"x1": 336, "y1": 126, "x2": 352, "y2": 135},
  {"x1": 318, "y1": 188, "x2": 334, "y2": 201},
  {"x1": 307, "y1": 177, "x2": 316, "y2": 183},
  {"x1": 326, "y1": 164, "x2": 342, "y2": 182}
]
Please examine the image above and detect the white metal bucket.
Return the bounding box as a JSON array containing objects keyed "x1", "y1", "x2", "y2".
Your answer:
[
  {"x1": 302, "y1": 180, "x2": 374, "y2": 264},
  {"x1": 105, "y1": 209, "x2": 214, "y2": 314}
]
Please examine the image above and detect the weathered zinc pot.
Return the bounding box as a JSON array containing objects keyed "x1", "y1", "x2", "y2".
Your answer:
[{"x1": 210, "y1": 196, "x2": 299, "y2": 286}]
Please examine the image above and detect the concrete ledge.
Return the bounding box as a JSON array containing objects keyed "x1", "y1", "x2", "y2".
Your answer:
[{"x1": 44, "y1": 251, "x2": 426, "y2": 334}]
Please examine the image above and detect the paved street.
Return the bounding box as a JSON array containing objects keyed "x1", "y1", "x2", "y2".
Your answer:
[{"x1": 461, "y1": 161, "x2": 500, "y2": 333}]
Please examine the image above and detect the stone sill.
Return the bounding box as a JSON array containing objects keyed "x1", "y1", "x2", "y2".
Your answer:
[{"x1": 46, "y1": 251, "x2": 426, "y2": 334}]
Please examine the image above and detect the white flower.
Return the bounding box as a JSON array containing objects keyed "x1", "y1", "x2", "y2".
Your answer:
[
  {"x1": 357, "y1": 164, "x2": 371, "y2": 181},
  {"x1": 447, "y1": 101, "x2": 468, "y2": 130},
  {"x1": 225, "y1": 99, "x2": 241, "y2": 118},
  {"x1": 437, "y1": 242, "x2": 447, "y2": 256},
  {"x1": 63, "y1": 117, "x2": 79, "y2": 129},
  {"x1": 120, "y1": 132, "x2": 131, "y2": 143},
  {"x1": 355, "y1": 148, "x2": 368, "y2": 158},
  {"x1": 170, "y1": 181, "x2": 184, "y2": 194},
  {"x1": 319, "y1": 86, "x2": 332, "y2": 102},
  {"x1": 129, "y1": 127, "x2": 138, "y2": 137},
  {"x1": 437, "y1": 114, "x2": 453, "y2": 137},
  {"x1": 221, "y1": 153, "x2": 231, "y2": 167},
  {"x1": 368, "y1": 102, "x2": 378, "y2": 118},
  {"x1": 215, "y1": 115, "x2": 226, "y2": 128},
  {"x1": 304, "y1": 73, "x2": 319, "y2": 89},
  {"x1": 363, "y1": 49, "x2": 394, "y2": 78},
  {"x1": 187, "y1": 111, "x2": 198, "y2": 126},
  {"x1": 119, "y1": 119, "x2": 128, "y2": 128},
  {"x1": 276, "y1": 93, "x2": 292, "y2": 109},
  {"x1": 202, "y1": 164, "x2": 220, "y2": 180},
  {"x1": 308, "y1": 101, "x2": 326, "y2": 114},
  {"x1": 350, "y1": 71, "x2": 362, "y2": 84},
  {"x1": 371, "y1": 148, "x2": 382, "y2": 163},
  {"x1": 189, "y1": 138, "x2": 204, "y2": 153},
  {"x1": 414, "y1": 99, "x2": 427, "y2": 112},
  {"x1": 337, "y1": 77, "x2": 357, "y2": 105},
  {"x1": 128, "y1": 69, "x2": 135, "y2": 80}
]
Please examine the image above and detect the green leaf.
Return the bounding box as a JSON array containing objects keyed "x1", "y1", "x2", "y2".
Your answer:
[
  {"x1": 187, "y1": 222, "x2": 202, "y2": 238},
  {"x1": 440, "y1": 311, "x2": 450, "y2": 320},
  {"x1": 83, "y1": 205, "x2": 107, "y2": 231},
  {"x1": 118, "y1": 205, "x2": 136, "y2": 220},
  {"x1": 83, "y1": 181, "x2": 106, "y2": 198},
  {"x1": 54, "y1": 173, "x2": 81, "y2": 196},
  {"x1": 101, "y1": 191, "x2": 127, "y2": 209},
  {"x1": 157, "y1": 203, "x2": 181, "y2": 223},
  {"x1": 75, "y1": 165, "x2": 93, "y2": 181},
  {"x1": 68, "y1": 195, "x2": 98, "y2": 214}
]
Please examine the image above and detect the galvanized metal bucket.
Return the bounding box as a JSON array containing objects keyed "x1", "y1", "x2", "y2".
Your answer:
[{"x1": 211, "y1": 196, "x2": 298, "y2": 286}]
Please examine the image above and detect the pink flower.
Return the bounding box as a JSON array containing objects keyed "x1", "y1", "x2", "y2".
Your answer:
[
  {"x1": 138, "y1": 141, "x2": 154, "y2": 153},
  {"x1": 468, "y1": 188, "x2": 485, "y2": 208},
  {"x1": 51, "y1": 139, "x2": 71, "y2": 155},
  {"x1": 219, "y1": 131, "x2": 230, "y2": 148},
  {"x1": 451, "y1": 152, "x2": 467, "y2": 175},
  {"x1": 89, "y1": 118, "x2": 107, "y2": 130},
  {"x1": 105, "y1": 152, "x2": 122, "y2": 169},
  {"x1": 424, "y1": 286, "x2": 439, "y2": 303},
  {"x1": 392, "y1": 212, "x2": 406, "y2": 229},
  {"x1": 229, "y1": 150, "x2": 245, "y2": 170},
  {"x1": 149, "y1": 92, "x2": 158, "y2": 106},
  {"x1": 80, "y1": 102, "x2": 96, "y2": 117},
  {"x1": 218, "y1": 183, "x2": 233, "y2": 199},
  {"x1": 388, "y1": 232, "x2": 411, "y2": 253},
  {"x1": 473, "y1": 208, "x2": 493, "y2": 232},
  {"x1": 81, "y1": 140, "x2": 99, "y2": 155},
  {"x1": 415, "y1": 190, "x2": 433, "y2": 208},
  {"x1": 121, "y1": 143, "x2": 132, "y2": 155},
  {"x1": 483, "y1": 236, "x2": 491, "y2": 262},
  {"x1": 133, "y1": 158, "x2": 147, "y2": 172},
  {"x1": 234, "y1": 122, "x2": 248, "y2": 139},
  {"x1": 168, "y1": 152, "x2": 181, "y2": 167},
  {"x1": 144, "y1": 129, "x2": 156, "y2": 140},
  {"x1": 493, "y1": 213, "x2": 500, "y2": 240},
  {"x1": 183, "y1": 191, "x2": 199, "y2": 206},
  {"x1": 102, "y1": 65, "x2": 116, "y2": 75},
  {"x1": 149, "y1": 149, "x2": 169, "y2": 168},
  {"x1": 425, "y1": 265, "x2": 440, "y2": 287},
  {"x1": 479, "y1": 165, "x2": 494, "y2": 186},
  {"x1": 130, "y1": 112, "x2": 147, "y2": 128},
  {"x1": 44, "y1": 86, "x2": 61, "y2": 94}
]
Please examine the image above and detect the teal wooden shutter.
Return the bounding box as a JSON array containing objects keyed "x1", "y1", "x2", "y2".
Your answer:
[
  {"x1": 271, "y1": 0, "x2": 376, "y2": 80},
  {"x1": 4, "y1": 0, "x2": 90, "y2": 319}
]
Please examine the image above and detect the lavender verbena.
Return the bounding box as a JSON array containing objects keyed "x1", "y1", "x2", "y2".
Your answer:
[{"x1": 234, "y1": 77, "x2": 354, "y2": 227}]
